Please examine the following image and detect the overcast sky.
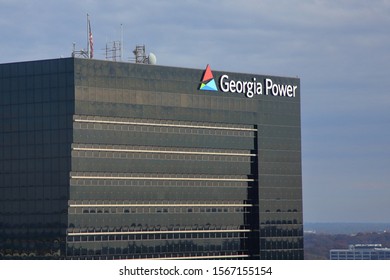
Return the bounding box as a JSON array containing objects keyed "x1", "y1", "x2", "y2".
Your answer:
[{"x1": 1, "y1": 0, "x2": 389, "y2": 223}]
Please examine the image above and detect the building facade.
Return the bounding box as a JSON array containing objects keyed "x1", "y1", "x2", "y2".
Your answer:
[
  {"x1": 330, "y1": 244, "x2": 390, "y2": 260},
  {"x1": 0, "y1": 58, "x2": 303, "y2": 259}
]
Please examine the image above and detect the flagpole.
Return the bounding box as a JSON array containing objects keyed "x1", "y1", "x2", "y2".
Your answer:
[{"x1": 87, "y1": 13, "x2": 90, "y2": 58}]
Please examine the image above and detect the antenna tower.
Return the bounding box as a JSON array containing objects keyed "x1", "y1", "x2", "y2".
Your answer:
[
  {"x1": 131, "y1": 45, "x2": 156, "y2": 64},
  {"x1": 132, "y1": 45, "x2": 148, "y2": 63},
  {"x1": 71, "y1": 42, "x2": 89, "y2": 58},
  {"x1": 105, "y1": 41, "x2": 122, "y2": 61}
]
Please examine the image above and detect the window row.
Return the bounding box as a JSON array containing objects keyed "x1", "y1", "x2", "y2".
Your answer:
[
  {"x1": 75, "y1": 86, "x2": 258, "y2": 112},
  {"x1": 67, "y1": 231, "x2": 246, "y2": 242},
  {"x1": 66, "y1": 239, "x2": 247, "y2": 257},
  {"x1": 72, "y1": 150, "x2": 254, "y2": 163},
  {"x1": 1, "y1": 74, "x2": 73, "y2": 92},
  {"x1": 259, "y1": 249, "x2": 304, "y2": 260},
  {"x1": 73, "y1": 122, "x2": 255, "y2": 138},
  {"x1": 69, "y1": 191, "x2": 249, "y2": 202},
  {"x1": 70, "y1": 179, "x2": 253, "y2": 187},
  {"x1": 70, "y1": 172, "x2": 253, "y2": 181},
  {"x1": 262, "y1": 219, "x2": 301, "y2": 225},
  {"x1": 68, "y1": 224, "x2": 246, "y2": 232},
  {"x1": 73, "y1": 114, "x2": 255, "y2": 131},
  {"x1": 260, "y1": 227, "x2": 303, "y2": 238},
  {"x1": 72, "y1": 143, "x2": 254, "y2": 156},
  {"x1": 68, "y1": 206, "x2": 249, "y2": 215},
  {"x1": 260, "y1": 238, "x2": 303, "y2": 250}
]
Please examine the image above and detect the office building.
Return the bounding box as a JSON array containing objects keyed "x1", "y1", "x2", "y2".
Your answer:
[
  {"x1": 0, "y1": 58, "x2": 303, "y2": 259},
  {"x1": 330, "y1": 244, "x2": 390, "y2": 260}
]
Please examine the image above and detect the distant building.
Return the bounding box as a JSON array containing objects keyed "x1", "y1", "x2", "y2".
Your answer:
[{"x1": 330, "y1": 244, "x2": 390, "y2": 260}]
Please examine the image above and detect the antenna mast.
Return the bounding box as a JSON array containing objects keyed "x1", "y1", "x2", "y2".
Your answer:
[
  {"x1": 131, "y1": 45, "x2": 157, "y2": 65},
  {"x1": 132, "y1": 45, "x2": 147, "y2": 63},
  {"x1": 105, "y1": 41, "x2": 122, "y2": 61}
]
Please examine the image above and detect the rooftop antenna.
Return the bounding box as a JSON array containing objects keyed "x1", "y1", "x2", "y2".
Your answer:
[
  {"x1": 104, "y1": 24, "x2": 124, "y2": 61},
  {"x1": 131, "y1": 44, "x2": 157, "y2": 65},
  {"x1": 105, "y1": 40, "x2": 122, "y2": 61},
  {"x1": 71, "y1": 42, "x2": 88, "y2": 58}
]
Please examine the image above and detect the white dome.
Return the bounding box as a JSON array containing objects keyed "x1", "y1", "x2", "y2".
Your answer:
[{"x1": 148, "y1": 53, "x2": 157, "y2": 65}]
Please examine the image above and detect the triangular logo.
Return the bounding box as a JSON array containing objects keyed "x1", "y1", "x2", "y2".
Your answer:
[{"x1": 199, "y1": 65, "x2": 218, "y2": 91}]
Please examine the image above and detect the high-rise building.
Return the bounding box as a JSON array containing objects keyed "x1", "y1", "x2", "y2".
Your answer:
[{"x1": 0, "y1": 58, "x2": 303, "y2": 259}]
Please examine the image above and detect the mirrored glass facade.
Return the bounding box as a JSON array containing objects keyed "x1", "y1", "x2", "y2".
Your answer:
[
  {"x1": 0, "y1": 58, "x2": 303, "y2": 259},
  {"x1": 0, "y1": 59, "x2": 73, "y2": 258}
]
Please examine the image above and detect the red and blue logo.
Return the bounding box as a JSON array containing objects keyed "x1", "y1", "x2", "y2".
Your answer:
[{"x1": 199, "y1": 64, "x2": 218, "y2": 91}]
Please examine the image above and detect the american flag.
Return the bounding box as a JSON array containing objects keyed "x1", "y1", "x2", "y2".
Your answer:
[{"x1": 88, "y1": 17, "x2": 93, "y2": 58}]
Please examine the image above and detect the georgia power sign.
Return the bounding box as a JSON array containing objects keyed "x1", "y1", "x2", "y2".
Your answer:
[{"x1": 199, "y1": 64, "x2": 298, "y2": 99}]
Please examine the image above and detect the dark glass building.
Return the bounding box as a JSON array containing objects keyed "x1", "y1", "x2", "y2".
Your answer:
[{"x1": 0, "y1": 58, "x2": 303, "y2": 259}]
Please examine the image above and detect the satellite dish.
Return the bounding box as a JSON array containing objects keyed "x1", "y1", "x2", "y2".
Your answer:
[{"x1": 148, "y1": 53, "x2": 157, "y2": 65}]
